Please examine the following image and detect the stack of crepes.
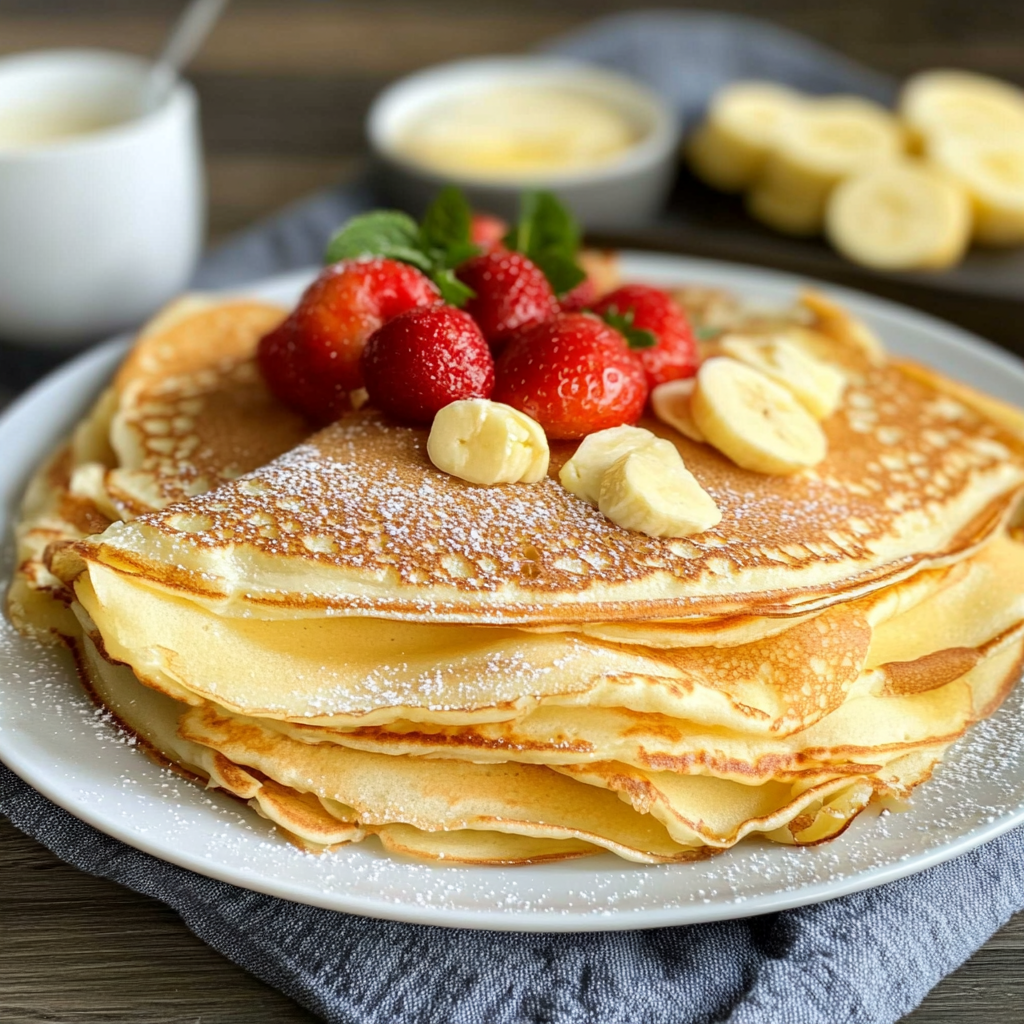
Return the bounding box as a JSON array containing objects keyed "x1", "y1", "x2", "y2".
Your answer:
[{"x1": 11, "y1": 283, "x2": 1024, "y2": 865}]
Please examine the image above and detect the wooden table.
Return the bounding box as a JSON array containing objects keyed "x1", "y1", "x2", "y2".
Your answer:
[{"x1": 1, "y1": 3, "x2": 1022, "y2": 1021}]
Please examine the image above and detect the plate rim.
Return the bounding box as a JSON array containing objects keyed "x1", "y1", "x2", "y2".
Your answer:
[{"x1": 1, "y1": 251, "x2": 1023, "y2": 932}]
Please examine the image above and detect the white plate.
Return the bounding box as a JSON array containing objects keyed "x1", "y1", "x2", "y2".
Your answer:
[{"x1": 2, "y1": 253, "x2": 1023, "y2": 932}]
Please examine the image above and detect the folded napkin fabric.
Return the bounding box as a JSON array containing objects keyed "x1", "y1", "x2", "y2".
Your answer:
[{"x1": 2, "y1": 13, "x2": 1023, "y2": 1024}]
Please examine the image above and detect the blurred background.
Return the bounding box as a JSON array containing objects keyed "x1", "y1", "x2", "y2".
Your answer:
[
  {"x1": 3, "y1": 0, "x2": 1024, "y2": 361},
  {"x1": 3, "y1": 0, "x2": 1020, "y2": 241}
]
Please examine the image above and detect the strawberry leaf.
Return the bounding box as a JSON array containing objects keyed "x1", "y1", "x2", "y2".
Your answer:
[
  {"x1": 600, "y1": 306, "x2": 658, "y2": 350},
  {"x1": 505, "y1": 191, "x2": 586, "y2": 297}
]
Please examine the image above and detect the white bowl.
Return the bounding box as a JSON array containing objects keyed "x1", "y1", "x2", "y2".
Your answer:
[
  {"x1": 0, "y1": 50, "x2": 204, "y2": 348},
  {"x1": 368, "y1": 57, "x2": 679, "y2": 228}
]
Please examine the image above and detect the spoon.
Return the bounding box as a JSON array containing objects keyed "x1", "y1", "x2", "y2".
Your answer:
[{"x1": 142, "y1": 0, "x2": 230, "y2": 113}]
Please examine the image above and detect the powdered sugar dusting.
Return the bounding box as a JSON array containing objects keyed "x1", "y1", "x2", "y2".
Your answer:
[{"x1": 106, "y1": 370, "x2": 1024, "y2": 620}]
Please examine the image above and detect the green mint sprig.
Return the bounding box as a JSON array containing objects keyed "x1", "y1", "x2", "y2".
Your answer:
[
  {"x1": 504, "y1": 191, "x2": 587, "y2": 297},
  {"x1": 598, "y1": 305, "x2": 657, "y2": 349},
  {"x1": 324, "y1": 186, "x2": 478, "y2": 306}
]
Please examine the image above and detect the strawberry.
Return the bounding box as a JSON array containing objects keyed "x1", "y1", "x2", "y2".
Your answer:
[
  {"x1": 493, "y1": 313, "x2": 648, "y2": 440},
  {"x1": 592, "y1": 284, "x2": 699, "y2": 388},
  {"x1": 559, "y1": 275, "x2": 598, "y2": 313},
  {"x1": 361, "y1": 305, "x2": 495, "y2": 424},
  {"x1": 257, "y1": 319, "x2": 350, "y2": 425},
  {"x1": 457, "y1": 251, "x2": 560, "y2": 351},
  {"x1": 293, "y1": 258, "x2": 440, "y2": 391},
  {"x1": 470, "y1": 212, "x2": 509, "y2": 252}
]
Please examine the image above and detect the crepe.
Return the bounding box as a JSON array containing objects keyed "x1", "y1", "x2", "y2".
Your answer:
[
  {"x1": 11, "y1": 284, "x2": 1024, "y2": 866},
  {"x1": 8, "y1": 295, "x2": 310, "y2": 642}
]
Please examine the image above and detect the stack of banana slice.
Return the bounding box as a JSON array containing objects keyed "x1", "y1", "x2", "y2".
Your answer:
[
  {"x1": 688, "y1": 70, "x2": 1024, "y2": 270},
  {"x1": 9, "y1": 289, "x2": 1024, "y2": 865}
]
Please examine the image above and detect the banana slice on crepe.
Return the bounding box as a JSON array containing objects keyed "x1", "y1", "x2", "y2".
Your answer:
[
  {"x1": 687, "y1": 81, "x2": 805, "y2": 192},
  {"x1": 559, "y1": 425, "x2": 659, "y2": 504},
  {"x1": 747, "y1": 96, "x2": 905, "y2": 236},
  {"x1": 598, "y1": 441, "x2": 721, "y2": 539},
  {"x1": 826, "y1": 162, "x2": 972, "y2": 269},
  {"x1": 651, "y1": 377, "x2": 706, "y2": 443},
  {"x1": 427, "y1": 399, "x2": 549, "y2": 485},
  {"x1": 691, "y1": 357, "x2": 827, "y2": 474},
  {"x1": 719, "y1": 335, "x2": 846, "y2": 420}
]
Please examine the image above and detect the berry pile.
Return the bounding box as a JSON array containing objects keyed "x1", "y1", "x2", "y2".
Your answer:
[{"x1": 257, "y1": 189, "x2": 700, "y2": 439}]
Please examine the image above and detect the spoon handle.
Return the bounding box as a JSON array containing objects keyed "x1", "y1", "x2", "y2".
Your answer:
[{"x1": 146, "y1": 0, "x2": 230, "y2": 111}]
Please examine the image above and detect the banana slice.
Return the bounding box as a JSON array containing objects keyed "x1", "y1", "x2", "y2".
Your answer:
[
  {"x1": 799, "y1": 289, "x2": 887, "y2": 364},
  {"x1": 687, "y1": 81, "x2": 805, "y2": 192},
  {"x1": 650, "y1": 378, "x2": 706, "y2": 442},
  {"x1": 719, "y1": 335, "x2": 846, "y2": 420},
  {"x1": 930, "y1": 137, "x2": 1024, "y2": 246},
  {"x1": 748, "y1": 96, "x2": 905, "y2": 236},
  {"x1": 598, "y1": 441, "x2": 722, "y2": 538},
  {"x1": 559, "y1": 425, "x2": 656, "y2": 504},
  {"x1": 900, "y1": 69, "x2": 1024, "y2": 149},
  {"x1": 691, "y1": 357, "x2": 827, "y2": 474},
  {"x1": 825, "y1": 161, "x2": 971, "y2": 269},
  {"x1": 427, "y1": 399, "x2": 549, "y2": 485}
]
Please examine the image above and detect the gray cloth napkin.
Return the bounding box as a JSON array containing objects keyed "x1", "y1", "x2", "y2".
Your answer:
[{"x1": 2, "y1": 12, "x2": 1022, "y2": 1024}]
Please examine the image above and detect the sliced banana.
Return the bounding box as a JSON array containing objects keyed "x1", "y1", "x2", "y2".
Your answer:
[
  {"x1": 930, "y1": 137, "x2": 1024, "y2": 246},
  {"x1": 900, "y1": 69, "x2": 1024, "y2": 149},
  {"x1": 650, "y1": 377, "x2": 706, "y2": 442},
  {"x1": 799, "y1": 289, "x2": 887, "y2": 364},
  {"x1": 559, "y1": 425, "x2": 656, "y2": 504},
  {"x1": 598, "y1": 441, "x2": 722, "y2": 538},
  {"x1": 825, "y1": 161, "x2": 971, "y2": 269},
  {"x1": 687, "y1": 81, "x2": 805, "y2": 192},
  {"x1": 691, "y1": 357, "x2": 827, "y2": 475},
  {"x1": 719, "y1": 335, "x2": 846, "y2": 420},
  {"x1": 427, "y1": 399, "x2": 549, "y2": 485},
  {"x1": 747, "y1": 96, "x2": 905, "y2": 236}
]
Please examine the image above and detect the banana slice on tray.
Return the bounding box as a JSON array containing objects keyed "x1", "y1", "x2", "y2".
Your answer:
[
  {"x1": 826, "y1": 162, "x2": 971, "y2": 269},
  {"x1": 691, "y1": 357, "x2": 827, "y2": 475},
  {"x1": 900, "y1": 69, "x2": 1024, "y2": 149},
  {"x1": 747, "y1": 96, "x2": 905, "y2": 236},
  {"x1": 687, "y1": 81, "x2": 805, "y2": 192},
  {"x1": 650, "y1": 377, "x2": 706, "y2": 443},
  {"x1": 930, "y1": 138, "x2": 1024, "y2": 246},
  {"x1": 718, "y1": 335, "x2": 846, "y2": 420},
  {"x1": 598, "y1": 440, "x2": 722, "y2": 538}
]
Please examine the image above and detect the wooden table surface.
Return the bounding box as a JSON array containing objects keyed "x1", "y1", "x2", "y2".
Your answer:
[{"x1": 1, "y1": 2, "x2": 1022, "y2": 1021}]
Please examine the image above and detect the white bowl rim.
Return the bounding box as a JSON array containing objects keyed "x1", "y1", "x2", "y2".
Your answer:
[
  {"x1": 0, "y1": 48, "x2": 195, "y2": 161},
  {"x1": 367, "y1": 55, "x2": 680, "y2": 189}
]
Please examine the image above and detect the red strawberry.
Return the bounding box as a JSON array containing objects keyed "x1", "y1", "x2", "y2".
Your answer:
[
  {"x1": 470, "y1": 212, "x2": 508, "y2": 252},
  {"x1": 559, "y1": 275, "x2": 598, "y2": 313},
  {"x1": 293, "y1": 257, "x2": 439, "y2": 387},
  {"x1": 361, "y1": 306, "x2": 495, "y2": 424},
  {"x1": 592, "y1": 284, "x2": 699, "y2": 388},
  {"x1": 458, "y1": 251, "x2": 559, "y2": 350},
  {"x1": 257, "y1": 320, "x2": 350, "y2": 425},
  {"x1": 257, "y1": 257, "x2": 439, "y2": 423},
  {"x1": 492, "y1": 313, "x2": 648, "y2": 440}
]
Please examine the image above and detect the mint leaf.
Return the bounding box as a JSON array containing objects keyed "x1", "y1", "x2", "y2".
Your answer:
[
  {"x1": 600, "y1": 306, "x2": 657, "y2": 350},
  {"x1": 505, "y1": 191, "x2": 586, "y2": 297},
  {"x1": 325, "y1": 210, "x2": 423, "y2": 265},
  {"x1": 531, "y1": 251, "x2": 586, "y2": 297},
  {"x1": 420, "y1": 185, "x2": 473, "y2": 254},
  {"x1": 433, "y1": 268, "x2": 476, "y2": 307}
]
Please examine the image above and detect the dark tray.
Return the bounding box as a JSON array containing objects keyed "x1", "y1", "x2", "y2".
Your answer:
[{"x1": 590, "y1": 170, "x2": 1024, "y2": 362}]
